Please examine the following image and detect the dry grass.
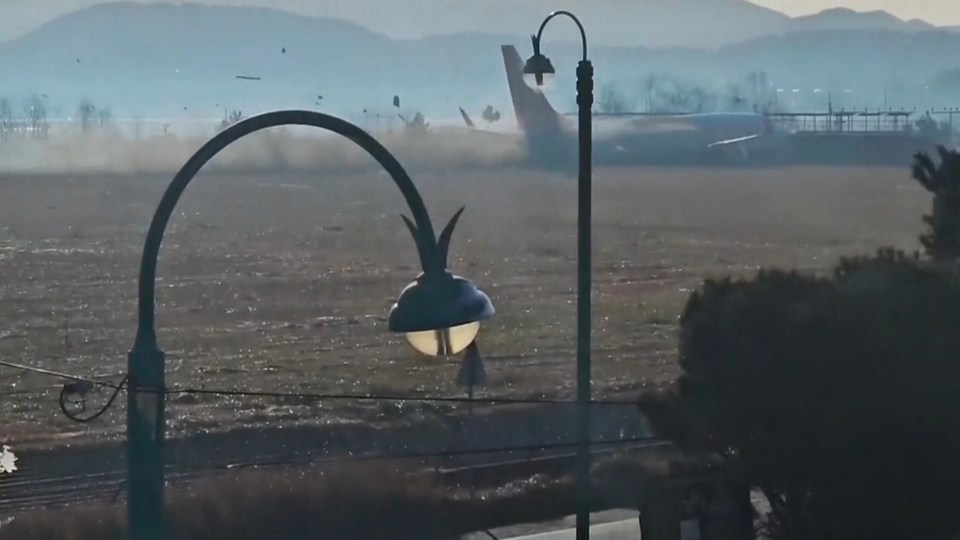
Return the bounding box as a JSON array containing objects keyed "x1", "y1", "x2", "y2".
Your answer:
[
  {"x1": 0, "y1": 158, "x2": 928, "y2": 448},
  {"x1": 0, "y1": 456, "x2": 678, "y2": 540}
]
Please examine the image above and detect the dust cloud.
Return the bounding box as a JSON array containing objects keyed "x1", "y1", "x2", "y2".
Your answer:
[{"x1": 0, "y1": 128, "x2": 525, "y2": 176}]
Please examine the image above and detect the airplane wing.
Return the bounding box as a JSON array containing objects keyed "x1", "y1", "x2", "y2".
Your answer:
[{"x1": 707, "y1": 133, "x2": 761, "y2": 148}]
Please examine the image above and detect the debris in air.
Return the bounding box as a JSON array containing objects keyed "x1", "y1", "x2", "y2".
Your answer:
[{"x1": 0, "y1": 446, "x2": 16, "y2": 474}]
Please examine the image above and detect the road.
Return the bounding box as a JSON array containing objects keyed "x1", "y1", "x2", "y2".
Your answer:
[
  {"x1": 477, "y1": 491, "x2": 769, "y2": 540},
  {"x1": 462, "y1": 511, "x2": 645, "y2": 540},
  {"x1": 506, "y1": 518, "x2": 641, "y2": 539}
]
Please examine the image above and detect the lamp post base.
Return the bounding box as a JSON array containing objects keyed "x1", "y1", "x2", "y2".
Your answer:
[{"x1": 127, "y1": 344, "x2": 166, "y2": 540}]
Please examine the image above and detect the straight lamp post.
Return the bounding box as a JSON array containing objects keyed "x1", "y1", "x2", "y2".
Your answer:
[{"x1": 522, "y1": 10, "x2": 594, "y2": 540}]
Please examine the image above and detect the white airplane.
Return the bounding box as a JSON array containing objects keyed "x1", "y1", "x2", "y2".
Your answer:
[{"x1": 500, "y1": 44, "x2": 788, "y2": 167}]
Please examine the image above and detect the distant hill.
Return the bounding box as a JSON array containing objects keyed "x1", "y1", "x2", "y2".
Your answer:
[
  {"x1": 0, "y1": 0, "x2": 789, "y2": 49},
  {"x1": 787, "y1": 8, "x2": 935, "y2": 33},
  {"x1": 1, "y1": 2, "x2": 959, "y2": 119},
  {"x1": 1, "y1": 1, "x2": 957, "y2": 49}
]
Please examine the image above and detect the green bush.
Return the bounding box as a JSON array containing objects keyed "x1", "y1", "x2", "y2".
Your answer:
[
  {"x1": 642, "y1": 249, "x2": 960, "y2": 540},
  {"x1": 912, "y1": 146, "x2": 960, "y2": 263}
]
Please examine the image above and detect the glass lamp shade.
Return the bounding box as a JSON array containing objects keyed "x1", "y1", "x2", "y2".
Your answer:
[
  {"x1": 523, "y1": 71, "x2": 555, "y2": 90},
  {"x1": 388, "y1": 272, "x2": 494, "y2": 356},
  {"x1": 405, "y1": 321, "x2": 480, "y2": 356}
]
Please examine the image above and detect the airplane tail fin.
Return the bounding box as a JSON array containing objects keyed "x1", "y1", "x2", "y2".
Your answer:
[
  {"x1": 459, "y1": 107, "x2": 476, "y2": 129},
  {"x1": 501, "y1": 44, "x2": 562, "y2": 135}
]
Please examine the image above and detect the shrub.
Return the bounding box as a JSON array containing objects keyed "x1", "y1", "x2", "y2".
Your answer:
[
  {"x1": 641, "y1": 249, "x2": 960, "y2": 540},
  {"x1": 912, "y1": 146, "x2": 960, "y2": 263},
  {"x1": 0, "y1": 458, "x2": 657, "y2": 540}
]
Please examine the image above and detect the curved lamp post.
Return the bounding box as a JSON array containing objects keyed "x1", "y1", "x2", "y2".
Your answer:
[
  {"x1": 523, "y1": 11, "x2": 594, "y2": 540},
  {"x1": 126, "y1": 110, "x2": 493, "y2": 540}
]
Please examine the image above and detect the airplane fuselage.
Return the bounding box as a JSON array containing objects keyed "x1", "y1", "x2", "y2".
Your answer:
[
  {"x1": 528, "y1": 111, "x2": 778, "y2": 166},
  {"x1": 500, "y1": 44, "x2": 785, "y2": 167}
]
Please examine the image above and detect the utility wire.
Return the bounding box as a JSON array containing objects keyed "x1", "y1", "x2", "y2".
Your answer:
[
  {"x1": 0, "y1": 360, "x2": 646, "y2": 425},
  {"x1": 59, "y1": 376, "x2": 128, "y2": 423},
  {"x1": 221, "y1": 435, "x2": 660, "y2": 470},
  {"x1": 0, "y1": 385, "x2": 63, "y2": 396},
  {"x1": 166, "y1": 387, "x2": 639, "y2": 407},
  {"x1": 0, "y1": 359, "x2": 120, "y2": 389},
  {"x1": 0, "y1": 360, "x2": 643, "y2": 407}
]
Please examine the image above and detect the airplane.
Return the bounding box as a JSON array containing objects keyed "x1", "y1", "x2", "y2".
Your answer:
[{"x1": 500, "y1": 44, "x2": 789, "y2": 167}]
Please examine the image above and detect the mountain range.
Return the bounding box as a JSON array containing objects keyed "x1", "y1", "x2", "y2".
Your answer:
[
  {"x1": 1, "y1": 1, "x2": 958, "y2": 49},
  {"x1": 1, "y1": 2, "x2": 959, "y2": 119}
]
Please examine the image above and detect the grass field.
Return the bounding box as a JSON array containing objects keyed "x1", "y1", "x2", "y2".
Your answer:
[{"x1": 0, "y1": 157, "x2": 928, "y2": 448}]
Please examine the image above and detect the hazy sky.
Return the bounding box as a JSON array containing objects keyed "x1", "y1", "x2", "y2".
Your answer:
[{"x1": 2, "y1": 0, "x2": 959, "y2": 41}]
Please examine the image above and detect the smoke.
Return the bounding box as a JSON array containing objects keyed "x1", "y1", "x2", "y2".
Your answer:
[{"x1": 0, "y1": 127, "x2": 526, "y2": 176}]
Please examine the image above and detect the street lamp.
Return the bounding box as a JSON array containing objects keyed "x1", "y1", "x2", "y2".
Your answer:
[
  {"x1": 523, "y1": 11, "x2": 594, "y2": 540},
  {"x1": 126, "y1": 110, "x2": 493, "y2": 540}
]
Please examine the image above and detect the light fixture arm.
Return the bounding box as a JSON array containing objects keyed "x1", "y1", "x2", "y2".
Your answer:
[
  {"x1": 534, "y1": 10, "x2": 588, "y2": 62},
  {"x1": 400, "y1": 205, "x2": 466, "y2": 279},
  {"x1": 132, "y1": 110, "x2": 444, "y2": 352}
]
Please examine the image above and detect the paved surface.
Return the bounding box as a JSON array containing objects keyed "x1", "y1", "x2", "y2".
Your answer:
[
  {"x1": 462, "y1": 510, "x2": 641, "y2": 540},
  {"x1": 465, "y1": 491, "x2": 770, "y2": 539},
  {"x1": 506, "y1": 519, "x2": 641, "y2": 539}
]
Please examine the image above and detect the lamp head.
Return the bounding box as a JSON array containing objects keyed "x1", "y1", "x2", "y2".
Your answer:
[
  {"x1": 389, "y1": 206, "x2": 494, "y2": 357},
  {"x1": 522, "y1": 35, "x2": 556, "y2": 90},
  {"x1": 388, "y1": 271, "x2": 494, "y2": 356}
]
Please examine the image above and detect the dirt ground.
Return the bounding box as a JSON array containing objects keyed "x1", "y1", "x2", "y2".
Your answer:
[{"x1": 0, "y1": 160, "x2": 929, "y2": 447}]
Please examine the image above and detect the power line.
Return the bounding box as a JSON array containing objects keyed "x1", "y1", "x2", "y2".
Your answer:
[
  {"x1": 0, "y1": 385, "x2": 62, "y2": 397},
  {"x1": 166, "y1": 387, "x2": 639, "y2": 407},
  {"x1": 0, "y1": 359, "x2": 647, "y2": 426},
  {"x1": 220, "y1": 435, "x2": 661, "y2": 470},
  {"x1": 0, "y1": 360, "x2": 118, "y2": 389},
  {"x1": 0, "y1": 360, "x2": 643, "y2": 407}
]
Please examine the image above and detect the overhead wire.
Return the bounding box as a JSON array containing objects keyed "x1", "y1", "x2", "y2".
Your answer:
[
  {"x1": 0, "y1": 358, "x2": 661, "y2": 515},
  {"x1": 0, "y1": 359, "x2": 119, "y2": 389},
  {"x1": 0, "y1": 359, "x2": 643, "y2": 406},
  {"x1": 164, "y1": 386, "x2": 640, "y2": 407},
  {"x1": 0, "y1": 359, "x2": 647, "y2": 426},
  {"x1": 217, "y1": 434, "x2": 661, "y2": 470}
]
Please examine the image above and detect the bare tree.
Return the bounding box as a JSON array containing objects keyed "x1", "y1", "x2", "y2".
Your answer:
[
  {"x1": 0, "y1": 98, "x2": 11, "y2": 141},
  {"x1": 218, "y1": 109, "x2": 244, "y2": 132},
  {"x1": 724, "y1": 82, "x2": 747, "y2": 111},
  {"x1": 78, "y1": 99, "x2": 96, "y2": 135},
  {"x1": 643, "y1": 74, "x2": 659, "y2": 112},
  {"x1": 24, "y1": 95, "x2": 48, "y2": 139},
  {"x1": 597, "y1": 83, "x2": 628, "y2": 114},
  {"x1": 687, "y1": 87, "x2": 715, "y2": 113},
  {"x1": 98, "y1": 108, "x2": 111, "y2": 129},
  {"x1": 133, "y1": 116, "x2": 144, "y2": 140}
]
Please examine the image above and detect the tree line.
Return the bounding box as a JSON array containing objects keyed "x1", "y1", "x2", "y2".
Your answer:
[
  {"x1": 594, "y1": 70, "x2": 782, "y2": 115},
  {"x1": 0, "y1": 95, "x2": 111, "y2": 141}
]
